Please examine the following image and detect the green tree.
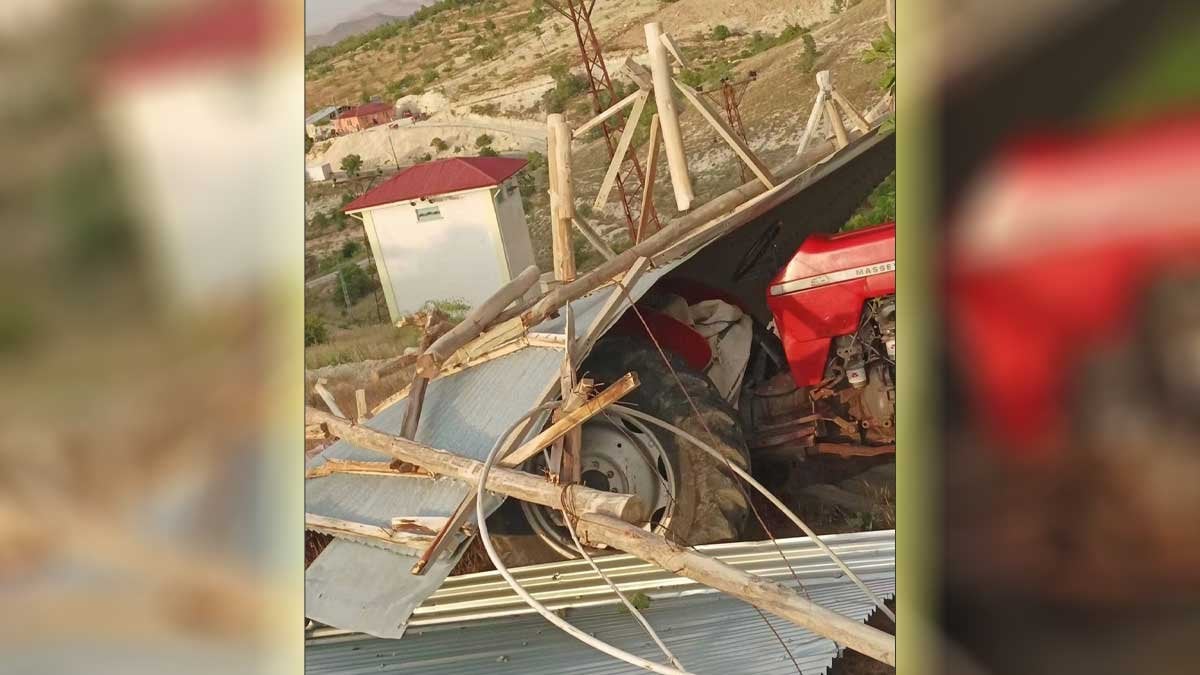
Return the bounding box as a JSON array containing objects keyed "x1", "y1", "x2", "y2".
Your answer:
[
  {"x1": 712, "y1": 24, "x2": 731, "y2": 41},
  {"x1": 341, "y1": 240, "x2": 361, "y2": 258},
  {"x1": 304, "y1": 314, "x2": 329, "y2": 346},
  {"x1": 338, "y1": 262, "x2": 374, "y2": 303},
  {"x1": 862, "y1": 26, "x2": 896, "y2": 91},
  {"x1": 479, "y1": 146, "x2": 498, "y2": 157},
  {"x1": 340, "y1": 154, "x2": 363, "y2": 177},
  {"x1": 474, "y1": 133, "x2": 494, "y2": 148},
  {"x1": 431, "y1": 137, "x2": 449, "y2": 152},
  {"x1": 305, "y1": 132, "x2": 313, "y2": 153},
  {"x1": 422, "y1": 67, "x2": 439, "y2": 84}
]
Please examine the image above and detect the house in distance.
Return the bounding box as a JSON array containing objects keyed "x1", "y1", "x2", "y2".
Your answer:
[
  {"x1": 344, "y1": 156, "x2": 536, "y2": 322},
  {"x1": 333, "y1": 101, "x2": 394, "y2": 134}
]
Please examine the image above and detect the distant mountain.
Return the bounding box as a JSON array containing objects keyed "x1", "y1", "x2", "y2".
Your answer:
[{"x1": 306, "y1": 0, "x2": 430, "y2": 53}]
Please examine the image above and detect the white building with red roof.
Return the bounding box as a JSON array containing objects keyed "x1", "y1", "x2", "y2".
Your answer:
[{"x1": 344, "y1": 156, "x2": 535, "y2": 321}]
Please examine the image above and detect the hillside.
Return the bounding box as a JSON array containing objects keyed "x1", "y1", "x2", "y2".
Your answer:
[
  {"x1": 304, "y1": 0, "x2": 893, "y2": 334},
  {"x1": 306, "y1": 0, "x2": 432, "y2": 52}
]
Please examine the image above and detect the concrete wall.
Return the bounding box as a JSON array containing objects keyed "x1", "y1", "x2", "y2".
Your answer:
[{"x1": 364, "y1": 187, "x2": 512, "y2": 320}]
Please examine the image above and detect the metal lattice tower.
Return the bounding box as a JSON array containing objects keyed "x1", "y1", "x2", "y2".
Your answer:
[
  {"x1": 711, "y1": 72, "x2": 756, "y2": 183},
  {"x1": 547, "y1": 0, "x2": 658, "y2": 241}
]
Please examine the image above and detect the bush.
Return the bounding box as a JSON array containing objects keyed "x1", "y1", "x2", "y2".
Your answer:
[
  {"x1": 338, "y1": 262, "x2": 374, "y2": 303},
  {"x1": 474, "y1": 133, "x2": 494, "y2": 148},
  {"x1": 418, "y1": 152, "x2": 433, "y2": 162},
  {"x1": 431, "y1": 137, "x2": 449, "y2": 151},
  {"x1": 341, "y1": 240, "x2": 361, "y2": 258},
  {"x1": 478, "y1": 146, "x2": 499, "y2": 157},
  {"x1": 304, "y1": 314, "x2": 329, "y2": 346},
  {"x1": 712, "y1": 24, "x2": 731, "y2": 41},
  {"x1": 340, "y1": 154, "x2": 363, "y2": 177},
  {"x1": 422, "y1": 68, "x2": 439, "y2": 84}
]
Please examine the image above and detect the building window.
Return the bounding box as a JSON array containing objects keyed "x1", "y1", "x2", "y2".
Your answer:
[{"x1": 415, "y1": 205, "x2": 442, "y2": 222}]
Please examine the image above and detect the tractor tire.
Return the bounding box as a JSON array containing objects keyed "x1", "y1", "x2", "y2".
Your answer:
[{"x1": 583, "y1": 335, "x2": 751, "y2": 545}]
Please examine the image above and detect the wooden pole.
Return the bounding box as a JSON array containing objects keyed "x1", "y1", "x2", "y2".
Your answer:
[
  {"x1": 355, "y1": 389, "x2": 368, "y2": 423},
  {"x1": 644, "y1": 22, "x2": 693, "y2": 211},
  {"x1": 415, "y1": 264, "x2": 540, "y2": 378},
  {"x1": 305, "y1": 513, "x2": 435, "y2": 552},
  {"x1": 831, "y1": 89, "x2": 870, "y2": 134},
  {"x1": 795, "y1": 87, "x2": 828, "y2": 157},
  {"x1": 672, "y1": 78, "x2": 775, "y2": 189},
  {"x1": 306, "y1": 459, "x2": 433, "y2": 479},
  {"x1": 572, "y1": 215, "x2": 617, "y2": 260},
  {"x1": 573, "y1": 90, "x2": 643, "y2": 139},
  {"x1": 313, "y1": 379, "x2": 345, "y2": 418},
  {"x1": 548, "y1": 113, "x2": 576, "y2": 282},
  {"x1": 575, "y1": 512, "x2": 897, "y2": 666},
  {"x1": 307, "y1": 407, "x2": 648, "y2": 523},
  {"x1": 500, "y1": 372, "x2": 639, "y2": 467},
  {"x1": 592, "y1": 90, "x2": 649, "y2": 210},
  {"x1": 638, "y1": 114, "x2": 662, "y2": 242},
  {"x1": 824, "y1": 98, "x2": 849, "y2": 149}
]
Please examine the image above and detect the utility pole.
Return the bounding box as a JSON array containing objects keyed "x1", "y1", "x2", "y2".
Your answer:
[{"x1": 546, "y1": 0, "x2": 659, "y2": 241}]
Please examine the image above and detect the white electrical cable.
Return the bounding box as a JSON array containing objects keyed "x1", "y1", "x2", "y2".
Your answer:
[
  {"x1": 561, "y1": 496, "x2": 685, "y2": 671},
  {"x1": 475, "y1": 407, "x2": 693, "y2": 675},
  {"x1": 610, "y1": 403, "x2": 897, "y2": 623}
]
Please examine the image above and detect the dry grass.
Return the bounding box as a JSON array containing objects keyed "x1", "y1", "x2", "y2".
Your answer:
[{"x1": 305, "y1": 322, "x2": 421, "y2": 370}]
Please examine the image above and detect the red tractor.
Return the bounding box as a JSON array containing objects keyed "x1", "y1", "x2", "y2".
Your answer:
[{"x1": 504, "y1": 220, "x2": 897, "y2": 558}]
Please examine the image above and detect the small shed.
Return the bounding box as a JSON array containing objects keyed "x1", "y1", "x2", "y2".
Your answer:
[
  {"x1": 306, "y1": 163, "x2": 332, "y2": 182},
  {"x1": 333, "y1": 101, "x2": 395, "y2": 134},
  {"x1": 305, "y1": 105, "x2": 339, "y2": 138},
  {"x1": 344, "y1": 156, "x2": 535, "y2": 321}
]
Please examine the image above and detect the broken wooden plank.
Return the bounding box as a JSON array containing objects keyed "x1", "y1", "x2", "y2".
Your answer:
[
  {"x1": 673, "y1": 78, "x2": 775, "y2": 189},
  {"x1": 305, "y1": 459, "x2": 434, "y2": 479},
  {"x1": 830, "y1": 89, "x2": 870, "y2": 134},
  {"x1": 388, "y1": 516, "x2": 454, "y2": 536},
  {"x1": 306, "y1": 407, "x2": 647, "y2": 522},
  {"x1": 313, "y1": 379, "x2": 345, "y2": 419},
  {"x1": 592, "y1": 90, "x2": 649, "y2": 210},
  {"x1": 355, "y1": 389, "x2": 367, "y2": 423},
  {"x1": 574, "y1": 512, "x2": 896, "y2": 666},
  {"x1": 416, "y1": 265, "x2": 541, "y2": 379},
  {"x1": 572, "y1": 215, "x2": 617, "y2": 261},
  {"x1": 501, "y1": 372, "x2": 640, "y2": 468},
  {"x1": 796, "y1": 83, "x2": 828, "y2": 157},
  {"x1": 306, "y1": 424, "x2": 328, "y2": 440},
  {"x1": 573, "y1": 89, "x2": 642, "y2": 139},
  {"x1": 658, "y1": 32, "x2": 689, "y2": 69},
  {"x1": 824, "y1": 98, "x2": 849, "y2": 148},
  {"x1": 637, "y1": 114, "x2": 662, "y2": 242},
  {"x1": 621, "y1": 57, "x2": 652, "y2": 90},
  {"x1": 305, "y1": 513, "x2": 435, "y2": 551}
]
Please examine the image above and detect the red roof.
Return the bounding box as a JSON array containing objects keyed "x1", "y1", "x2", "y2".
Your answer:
[
  {"x1": 338, "y1": 101, "x2": 393, "y2": 119},
  {"x1": 345, "y1": 157, "x2": 528, "y2": 212},
  {"x1": 101, "y1": 0, "x2": 274, "y2": 86}
]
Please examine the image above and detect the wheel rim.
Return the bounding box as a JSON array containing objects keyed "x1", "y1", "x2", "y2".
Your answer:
[{"x1": 521, "y1": 409, "x2": 677, "y2": 558}]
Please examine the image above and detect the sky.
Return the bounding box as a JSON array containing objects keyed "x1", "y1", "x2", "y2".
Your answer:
[{"x1": 305, "y1": 0, "x2": 389, "y2": 35}]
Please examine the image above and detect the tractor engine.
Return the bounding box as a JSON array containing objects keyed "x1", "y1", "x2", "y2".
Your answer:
[{"x1": 744, "y1": 222, "x2": 897, "y2": 456}]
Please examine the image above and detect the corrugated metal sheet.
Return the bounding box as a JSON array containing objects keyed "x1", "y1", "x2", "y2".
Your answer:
[
  {"x1": 305, "y1": 131, "x2": 894, "y2": 639},
  {"x1": 305, "y1": 346, "x2": 563, "y2": 638},
  {"x1": 305, "y1": 531, "x2": 895, "y2": 675}
]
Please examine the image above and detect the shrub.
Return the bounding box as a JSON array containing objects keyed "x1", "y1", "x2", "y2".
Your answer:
[
  {"x1": 422, "y1": 68, "x2": 439, "y2": 84},
  {"x1": 340, "y1": 154, "x2": 363, "y2": 177},
  {"x1": 712, "y1": 24, "x2": 731, "y2": 41},
  {"x1": 304, "y1": 314, "x2": 329, "y2": 346},
  {"x1": 474, "y1": 133, "x2": 494, "y2": 148},
  {"x1": 341, "y1": 240, "x2": 361, "y2": 258},
  {"x1": 456, "y1": 20, "x2": 468, "y2": 31},
  {"x1": 338, "y1": 262, "x2": 374, "y2": 302},
  {"x1": 418, "y1": 152, "x2": 433, "y2": 162},
  {"x1": 478, "y1": 145, "x2": 499, "y2": 157},
  {"x1": 431, "y1": 137, "x2": 448, "y2": 151}
]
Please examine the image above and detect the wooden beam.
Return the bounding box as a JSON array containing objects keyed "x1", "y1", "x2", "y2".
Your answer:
[
  {"x1": 306, "y1": 407, "x2": 647, "y2": 522},
  {"x1": 410, "y1": 495, "x2": 477, "y2": 575},
  {"x1": 355, "y1": 389, "x2": 368, "y2": 423},
  {"x1": 500, "y1": 372, "x2": 640, "y2": 468},
  {"x1": 573, "y1": 89, "x2": 642, "y2": 139},
  {"x1": 577, "y1": 256, "x2": 652, "y2": 358},
  {"x1": 574, "y1": 512, "x2": 897, "y2": 666},
  {"x1": 795, "y1": 87, "x2": 828, "y2": 157},
  {"x1": 658, "y1": 32, "x2": 688, "y2": 69},
  {"x1": 415, "y1": 265, "x2": 540, "y2": 379},
  {"x1": 305, "y1": 513, "x2": 435, "y2": 551},
  {"x1": 637, "y1": 114, "x2": 662, "y2": 243},
  {"x1": 572, "y1": 215, "x2": 617, "y2": 260},
  {"x1": 644, "y1": 22, "x2": 693, "y2": 211},
  {"x1": 306, "y1": 424, "x2": 328, "y2": 440},
  {"x1": 313, "y1": 379, "x2": 345, "y2": 419},
  {"x1": 592, "y1": 90, "x2": 649, "y2": 210},
  {"x1": 388, "y1": 516, "x2": 454, "y2": 536},
  {"x1": 673, "y1": 78, "x2": 775, "y2": 189},
  {"x1": 824, "y1": 98, "x2": 849, "y2": 148},
  {"x1": 305, "y1": 459, "x2": 433, "y2": 479},
  {"x1": 548, "y1": 114, "x2": 576, "y2": 282},
  {"x1": 830, "y1": 89, "x2": 870, "y2": 134},
  {"x1": 621, "y1": 58, "x2": 652, "y2": 90}
]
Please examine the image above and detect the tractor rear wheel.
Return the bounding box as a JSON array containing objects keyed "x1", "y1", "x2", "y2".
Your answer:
[{"x1": 520, "y1": 335, "x2": 751, "y2": 553}]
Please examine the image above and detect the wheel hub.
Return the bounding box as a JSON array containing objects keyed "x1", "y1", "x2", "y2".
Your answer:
[{"x1": 522, "y1": 410, "x2": 677, "y2": 558}]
